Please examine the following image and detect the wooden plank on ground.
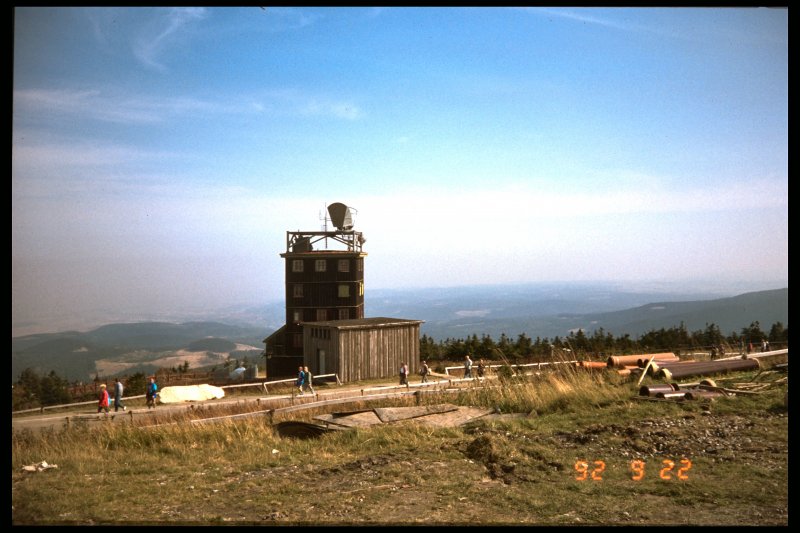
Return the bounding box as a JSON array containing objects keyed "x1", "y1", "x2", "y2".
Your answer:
[
  {"x1": 373, "y1": 404, "x2": 458, "y2": 423},
  {"x1": 412, "y1": 406, "x2": 495, "y2": 427},
  {"x1": 313, "y1": 410, "x2": 383, "y2": 428}
]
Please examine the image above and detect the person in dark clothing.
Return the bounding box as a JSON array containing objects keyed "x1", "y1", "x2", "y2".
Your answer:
[
  {"x1": 296, "y1": 366, "x2": 306, "y2": 395},
  {"x1": 420, "y1": 361, "x2": 430, "y2": 383},
  {"x1": 114, "y1": 378, "x2": 126, "y2": 412}
]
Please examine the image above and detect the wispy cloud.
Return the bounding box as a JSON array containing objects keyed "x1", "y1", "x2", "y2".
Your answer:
[
  {"x1": 528, "y1": 7, "x2": 677, "y2": 39},
  {"x1": 133, "y1": 7, "x2": 208, "y2": 71},
  {"x1": 265, "y1": 7, "x2": 321, "y2": 30},
  {"x1": 14, "y1": 87, "x2": 362, "y2": 124}
]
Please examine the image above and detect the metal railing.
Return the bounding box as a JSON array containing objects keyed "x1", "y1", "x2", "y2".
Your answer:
[
  {"x1": 12, "y1": 374, "x2": 342, "y2": 415},
  {"x1": 443, "y1": 360, "x2": 579, "y2": 376}
]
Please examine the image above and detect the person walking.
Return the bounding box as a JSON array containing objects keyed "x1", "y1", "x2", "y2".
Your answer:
[
  {"x1": 296, "y1": 366, "x2": 306, "y2": 395},
  {"x1": 464, "y1": 355, "x2": 473, "y2": 379},
  {"x1": 477, "y1": 359, "x2": 486, "y2": 378},
  {"x1": 146, "y1": 377, "x2": 158, "y2": 409},
  {"x1": 113, "y1": 377, "x2": 126, "y2": 412},
  {"x1": 420, "y1": 360, "x2": 430, "y2": 383},
  {"x1": 399, "y1": 362, "x2": 408, "y2": 385},
  {"x1": 97, "y1": 384, "x2": 110, "y2": 415},
  {"x1": 303, "y1": 366, "x2": 315, "y2": 395}
]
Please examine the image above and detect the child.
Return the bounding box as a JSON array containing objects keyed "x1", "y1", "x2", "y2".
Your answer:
[{"x1": 97, "y1": 384, "x2": 110, "y2": 415}]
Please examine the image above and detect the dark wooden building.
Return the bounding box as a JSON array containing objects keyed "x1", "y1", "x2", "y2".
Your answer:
[
  {"x1": 303, "y1": 317, "x2": 424, "y2": 383},
  {"x1": 264, "y1": 203, "x2": 367, "y2": 378},
  {"x1": 264, "y1": 203, "x2": 424, "y2": 382}
]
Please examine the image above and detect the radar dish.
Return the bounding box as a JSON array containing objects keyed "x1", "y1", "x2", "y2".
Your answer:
[{"x1": 327, "y1": 202, "x2": 354, "y2": 230}]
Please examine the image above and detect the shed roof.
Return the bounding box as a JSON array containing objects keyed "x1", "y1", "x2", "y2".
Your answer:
[{"x1": 302, "y1": 317, "x2": 424, "y2": 330}]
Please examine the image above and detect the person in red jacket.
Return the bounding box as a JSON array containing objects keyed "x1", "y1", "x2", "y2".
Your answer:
[{"x1": 97, "y1": 384, "x2": 110, "y2": 415}]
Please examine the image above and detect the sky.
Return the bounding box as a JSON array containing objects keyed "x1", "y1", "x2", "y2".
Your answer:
[{"x1": 12, "y1": 7, "x2": 788, "y2": 334}]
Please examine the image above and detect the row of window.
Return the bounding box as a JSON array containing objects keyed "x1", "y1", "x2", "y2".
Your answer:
[
  {"x1": 292, "y1": 259, "x2": 363, "y2": 273},
  {"x1": 293, "y1": 283, "x2": 363, "y2": 298},
  {"x1": 293, "y1": 327, "x2": 331, "y2": 348},
  {"x1": 310, "y1": 328, "x2": 331, "y2": 340},
  {"x1": 292, "y1": 308, "x2": 351, "y2": 322}
]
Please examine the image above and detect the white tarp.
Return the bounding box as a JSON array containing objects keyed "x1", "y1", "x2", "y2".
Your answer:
[{"x1": 158, "y1": 384, "x2": 225, "y2": 404}]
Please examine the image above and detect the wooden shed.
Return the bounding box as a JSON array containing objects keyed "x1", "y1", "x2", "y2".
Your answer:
[{"x1": 302, "y1": 317, "x2": 424, "y2": 383}]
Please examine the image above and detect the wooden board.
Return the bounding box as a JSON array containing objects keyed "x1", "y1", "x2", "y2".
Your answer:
[
  {"x1": 372, "y1": 404, "x2": 458, "y2": 423},
  {"x1": 313, "y1": 410, "x2": 383, "y2": 428},
  {"x1": 411, "y1": 406, "x2": 495, "y2": 427}
]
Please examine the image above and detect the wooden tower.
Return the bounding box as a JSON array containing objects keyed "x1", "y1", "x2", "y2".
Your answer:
[{"x1": 264, "y1": 203, "x2": 366, "y2": 377}]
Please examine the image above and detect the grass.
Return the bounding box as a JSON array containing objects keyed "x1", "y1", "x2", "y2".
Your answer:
[{"x1": 11, "y1": 366, "x2": 788, "y2": 525}]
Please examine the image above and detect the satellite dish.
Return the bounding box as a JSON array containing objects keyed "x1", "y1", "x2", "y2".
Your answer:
[{"x1": 327, "y1": 202, "x2": 354, "y2": 231}]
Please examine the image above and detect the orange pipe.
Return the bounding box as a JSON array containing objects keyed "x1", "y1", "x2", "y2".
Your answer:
[
  {"x1": 637, "y1": 355, "x2": 679, "y2": 367},
  {"x1": 607, "y1": 353, "x2": 677, "y2": 368},
  {"x1": 577, "y1": 361, "x2": 608, "y2": 369}
]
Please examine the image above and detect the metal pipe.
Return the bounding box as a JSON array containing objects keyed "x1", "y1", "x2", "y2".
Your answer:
[
  {"x1": 639, "y1": 383, "x2": 680, "y2": 396},
  {"x1": 659, "y1": 359, "x2": 760, "y2": 380},
  {"x1": 684, "y1": 390, "x2": 725, "y2": 400},
  {"x1": 655, "y1": 392, "x2": 686, "y2": 399},
  {"x1": 637, "y1": 355, "x2": 680, "y2": 367}
]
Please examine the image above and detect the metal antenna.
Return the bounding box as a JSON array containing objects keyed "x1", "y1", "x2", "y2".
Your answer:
[{"x1": 319, "y1": 204, "x2": 329, "y2": 248}]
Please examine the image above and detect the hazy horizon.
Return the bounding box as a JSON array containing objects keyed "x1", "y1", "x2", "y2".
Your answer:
[
  {"x1": 12, "y1": 278, "x2": 787, "y2": 338},
  {"x1": 13, "y1": 8, "x2": 788, "y2": 337}
]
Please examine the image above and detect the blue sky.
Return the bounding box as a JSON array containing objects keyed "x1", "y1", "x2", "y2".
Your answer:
[{"x1": 12, "y1": 7, "x2": 788, "y2": 332}]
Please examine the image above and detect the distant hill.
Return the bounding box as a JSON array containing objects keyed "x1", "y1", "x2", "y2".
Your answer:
[
  {"x1": 12, "y1": 322, "x2": 267, "y2": 383},
  {"x1": 11, "y1": 286, "x2": 787, "y2": 383},
  {"x1": 410, "y1": 288, "x2": 788, "y2": 341},
  {"x1": 568, "y1": 288, "x2": 788, "y2": 338}
]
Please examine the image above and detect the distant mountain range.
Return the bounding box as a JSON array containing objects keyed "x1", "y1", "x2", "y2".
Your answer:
[
  {"x1": 367, "y1": 285, "x2": 788, "y2": 341},
  {"x1": 11, "y1": 284, "x2": 787, "y2": 382}
]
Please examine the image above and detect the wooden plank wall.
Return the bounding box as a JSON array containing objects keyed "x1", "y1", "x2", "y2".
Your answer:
[{"x1": 336, "y1": 324, "x2": 420, "y2": 383}]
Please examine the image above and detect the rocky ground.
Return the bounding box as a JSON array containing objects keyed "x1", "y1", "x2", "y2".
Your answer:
[{"x1": 146, "y1": 407, "x2": 787, "y2": 526}]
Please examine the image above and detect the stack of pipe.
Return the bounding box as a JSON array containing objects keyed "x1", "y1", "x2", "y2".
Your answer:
[
  {"x1": 637, "y1": 354, "x2": 680, "y2": 367},
  {"x1": 657, "y1": 359, "x2": 760, "y2": 380},
  {"x1": 607, "y1": 353, "x2": 677, "y2": 369},
  {"x1": 639, "y1": 381, "x2": 727, "y2": 401},
  {"x1": 616, "y1": 365, "x2": 641, "y2": 377}
]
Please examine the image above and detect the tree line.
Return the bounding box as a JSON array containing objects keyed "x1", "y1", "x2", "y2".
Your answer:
[{"x1": 420, "y1": 320, "x2": 788, "y2": 362}]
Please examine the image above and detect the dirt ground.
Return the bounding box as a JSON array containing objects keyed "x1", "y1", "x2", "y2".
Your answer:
[{"x1": 148, "y1": 408, "x2": 787, "y2": 526}]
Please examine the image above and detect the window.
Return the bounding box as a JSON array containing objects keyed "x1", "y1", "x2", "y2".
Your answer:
[
  {"x1": 338, "y1": 259, "x2": 349, "y2": 272},
  {"x1": 293, "y1": 284, "x2": 304, "y2": 298},
  {"x1": 357, "y1": 259, "x2": 363, "y2": 272},
  {"x1": 292, "y1": 310, "x2": 302, "y2": 323},
  {"x1": 316, "y1": 309, "x2": 328, "y2": 321},
  {"x1": 315, "y1": 259, "x2": 327, "y2": 272},
  {"x1": 292, "y1": 259, "x2": 304, "y2": 272},
  {"x1": 293, "y1": 333, "x2": 303, "y2": 347},
  {"x1": 338, "y1": 284, "x2": 350, "y2": 298},
  {"x1": 359, "y1": 282, "x2": 364, "y2": 296},
  {"x1": 338, "y1": 308, "x2": 350, "y2": 320}
]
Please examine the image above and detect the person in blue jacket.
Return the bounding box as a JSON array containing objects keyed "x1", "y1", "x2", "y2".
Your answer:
[
  {"x1": 296, "y1": 366, "x2": 306, "y2": 395},
  {"x1": 146, "y1": 377, "x2": 158, "y2": 409}
]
